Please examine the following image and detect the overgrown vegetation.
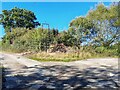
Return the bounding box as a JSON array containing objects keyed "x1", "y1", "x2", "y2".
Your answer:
[{"x1": 0, "y1": 3, "x2": 119, "y2": 61}]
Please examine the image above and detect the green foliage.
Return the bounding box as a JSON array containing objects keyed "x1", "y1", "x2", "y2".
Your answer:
[
  {"x1": 11, "y1": 28, "x2": 51, "y2": 52},
  {"x1": 95, "y1": 46, "x2": 106, "y2": 53},
  {"x1": 95, "y1": 45, "x2": 119, "y2": 57},
  {"x1": 86, "y1": 3, "x2": 120, "y2": 47},
  {"x1": 69, "y1": 3, "x2": 120, "y2": 47},
  {"x1": 2, "y1": 28, "x2": 28, "y2": 44},
  {"x1": 54, "y1": 31, "x2": 76, "y2": 46},
  {"x1": 0, "y1": 7, "x2": 40, "y2": 32},
  {"x1": 70, "y1": 17, "x2": 94, "y2": 29},
  {"x1": 1, "y1": 3, "x2": 119, "y2": 61},
  {"x1": 69, "y1": 17, "x2": 94, "y2": 47}
]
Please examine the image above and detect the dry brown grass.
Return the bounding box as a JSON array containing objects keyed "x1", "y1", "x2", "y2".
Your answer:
[{"x1": 28, "y1": 51, "x2": 93, "y2": 62}]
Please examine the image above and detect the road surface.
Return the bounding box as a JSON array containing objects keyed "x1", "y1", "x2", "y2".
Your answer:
[{"x1": 0, "y1": 53, "x2": 120, "y2": 90}]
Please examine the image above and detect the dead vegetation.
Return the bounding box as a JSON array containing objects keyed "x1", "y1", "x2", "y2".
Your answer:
[{"x1": 50, "y1": 43, "x2": 67, "y2": 53}]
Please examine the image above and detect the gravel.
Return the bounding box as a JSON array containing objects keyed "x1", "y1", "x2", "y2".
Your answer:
[{"x1": 0, "y1": 53, "x2": 119, "y2": 90}]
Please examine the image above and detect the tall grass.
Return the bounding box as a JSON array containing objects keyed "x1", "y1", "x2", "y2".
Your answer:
[
  {"x1": 28, "y1": 51, "x2": 92, "y2": 62},
  {"x1": 28, "y1": 46, "x2": 119, "y2": 62}
]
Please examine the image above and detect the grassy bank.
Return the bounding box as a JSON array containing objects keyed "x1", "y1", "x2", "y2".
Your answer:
[{"x1": 27, "y1": 46, "x2": 119, "y2": 62}]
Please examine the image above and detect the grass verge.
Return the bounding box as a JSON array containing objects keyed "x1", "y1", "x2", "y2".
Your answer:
[{"x1": 27, "y1": 50, "x2": 118, "y2": 62}]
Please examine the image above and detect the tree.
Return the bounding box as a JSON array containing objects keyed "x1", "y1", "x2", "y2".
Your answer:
[
  {"x1": 69, "y1": 17, "x2": 94, "y2": 47},
  {"x1": 0, "y1": 7, "x2": 40, "y2": 32},
  {"x1": 69, "y1": 3, "x2": 120, "y2": 47},
  {"x1": 86, "y1": 3, "x2": 120, "y2": 47},
  {"x1": 0, "y1": 14, "x2": 4, "y2": 23}
]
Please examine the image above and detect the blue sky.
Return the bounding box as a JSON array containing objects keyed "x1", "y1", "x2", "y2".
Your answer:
[{"x1": 0, "y1": 2, "x2": 112, "y2": 38}]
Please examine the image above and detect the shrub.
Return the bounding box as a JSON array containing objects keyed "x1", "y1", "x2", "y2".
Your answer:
[{"x1": 95, "y1": 46, "x2": 106, "y2": 53}]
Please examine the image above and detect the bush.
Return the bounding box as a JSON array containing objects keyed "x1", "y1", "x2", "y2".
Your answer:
[
  {"x1": 94, "y1": 46, "x2": 118, "y2": 57},
  {"x1": 95, "y1": 46, "x2": 106, "y2": 53}
]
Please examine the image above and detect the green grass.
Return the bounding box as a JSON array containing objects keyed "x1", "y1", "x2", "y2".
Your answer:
[
  {"x1": 29, "y1": 57, "x2": 76, "y2": 62},
  {"x1": 29, "y1": 54, "x2": 118, "y2": 62}
]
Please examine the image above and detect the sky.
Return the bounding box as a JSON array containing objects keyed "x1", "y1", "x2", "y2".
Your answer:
[{"x1": 0, "y1": 2, "x2": 112, "y2": 38}]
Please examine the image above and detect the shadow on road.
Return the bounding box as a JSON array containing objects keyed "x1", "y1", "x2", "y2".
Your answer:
[{"x1": 2, "y1": 64, "x2": 120, "y2": 90}]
